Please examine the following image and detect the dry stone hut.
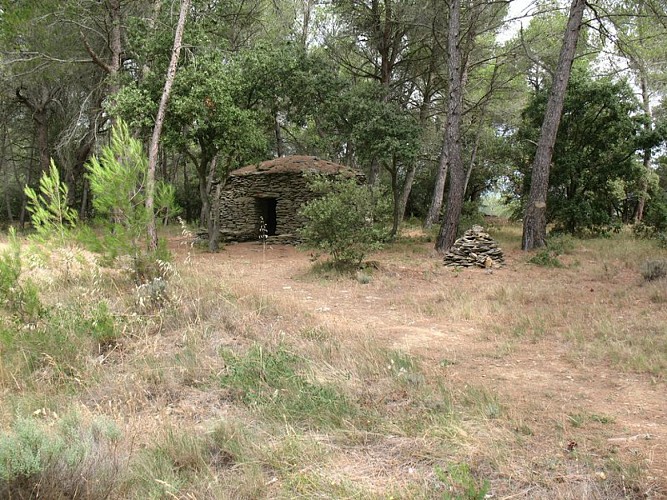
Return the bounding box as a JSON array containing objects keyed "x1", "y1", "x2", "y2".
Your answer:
[{"x1": 217, "y1": 155, "x2": 361, "y2": 242}]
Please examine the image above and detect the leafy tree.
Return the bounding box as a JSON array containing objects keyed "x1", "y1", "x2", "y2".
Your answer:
[
  {"x1": 522, "y1": 0, "x2": 587, "y2": 250},
  {"x1": 146, "y1": 0, "x2": 191, "y2": 251},
  {"x1": 24, "y1": 161, "x2": 78, "y2": 244},
  {"x1": 516, "y1": 71, "x2": 657, "y2": 235},
  {"x1": 85, "y1": 121, "x2": 177, "y2": 281}
]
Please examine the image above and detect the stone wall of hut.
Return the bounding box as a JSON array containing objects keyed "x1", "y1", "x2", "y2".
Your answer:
[{"x1": 217, "y1": 171, "x2": 315, "y2": 242}]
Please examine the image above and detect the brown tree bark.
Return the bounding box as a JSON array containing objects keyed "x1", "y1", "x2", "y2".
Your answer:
[
  {"x1": 146, "y1": 0, "x2": 191, "y2": 252},
  {"x1": 15, "y1": 87, "x2": 54, "y2": 174},
  {"x1": 424, "y1": 139, "x2": 448, "y2": 229},
  {"x1": 435, "y1": 0, "x2": 465, "y2": 253},
  {"x1": 635, "y1": 72, "x2": 652, "y2": 222},
  {"x1": 522, "y1": 0, "x2": 586, "y2": 250}
]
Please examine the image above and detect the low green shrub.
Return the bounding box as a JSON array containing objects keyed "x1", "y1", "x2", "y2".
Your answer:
[
  {"x1": 0, "y1": 413, "x2": 124, "y2": 499},
  {"x1": 299, "y1": 176, "x2": 389, "y2": 269},
  {"x1": 527, "y1": 234, "x2": 575, "y2": 268},
  {"x1": 528, "y1": 248, "x2": 564, "y2": 268},
  {"x1": 0, "y1": 229, "x2": 43, "y2": 322},
  {"x1": 220, "y1": 344, "x2": 354, "y2": 429},
  {"x1": 1, "y1": 300, "x2": 118, "y2": 384}
]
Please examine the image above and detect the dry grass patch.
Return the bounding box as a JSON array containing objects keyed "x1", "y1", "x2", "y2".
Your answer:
[{"x1": 1, "y1": 224, "x2": 665, "y2": 498}]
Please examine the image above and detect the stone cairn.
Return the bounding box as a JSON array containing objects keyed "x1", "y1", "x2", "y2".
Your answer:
[{"x1": 443, "y1": 225, "x2": 505, "y2": 268}]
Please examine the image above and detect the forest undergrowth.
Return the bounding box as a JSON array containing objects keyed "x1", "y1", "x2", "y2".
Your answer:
[{"x1": 0, "y1": 222, "x2": 665, "y2": 499}]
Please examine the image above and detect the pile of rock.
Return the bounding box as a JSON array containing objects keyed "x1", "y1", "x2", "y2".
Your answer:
[{"x1": 443, "y1": 225, "x2": 504, "y2": 268}]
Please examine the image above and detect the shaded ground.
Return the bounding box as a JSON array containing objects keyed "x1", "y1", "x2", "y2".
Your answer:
[{"x1": 180, "y1": 234, "x2": 666, "y2": 496}]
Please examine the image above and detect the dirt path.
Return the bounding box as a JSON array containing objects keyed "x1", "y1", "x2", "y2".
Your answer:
[{"x1": 184, "y1": 240, "x2": 666, "y2": 495}]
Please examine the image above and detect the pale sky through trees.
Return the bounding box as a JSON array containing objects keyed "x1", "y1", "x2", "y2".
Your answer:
[{"x1": 499, "y1": 0, "x2": 538, "y2": 42}]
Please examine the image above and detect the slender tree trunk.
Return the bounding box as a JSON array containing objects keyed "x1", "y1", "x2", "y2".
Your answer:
[
  {"x1": 368, "y1": 158, "x2": 381, "y2": 186},
  {"x1": 636, "y1": 72, "x2": 652, "y2": 222},
  {"x1": 463, "y1": 119, "x2": 484, "y2": 198},
  {"x1": 300, "y1": 0, "x2": 314, "y2": 49},
  {"x1": 19, "y1": 131, "x2": 38, "y2": 228},
  {"x1": 208, "y1": 182, "x2": 222, "y2": 252},
  {"x1": 396, "y1": 163, "x2": 418, "y2": 225},
  {"x1": 146, "y1": 0, "x2": 191, "y2": 252},
  {"x1": 522, "y1": 0, "x2": 586, "y2": 250},
  {"x1": 198, "y1": 160, "x2": 211, "y2": 229},
  {"x1": 398, "y1": 69, "x2": 435, "y2": 228},
  {"x1": 79, "y1": 179, "x2": 89, "y2": 220},
  {"x1": 0, "y1": 126, "x2": 12, "y2": 223},
  {"x1": 389, "y1": 161, "x2": 401, "y2": 238},
  {"x1": 274, "y1": 109, "x2": 284, "y2": 157},
  {"x1": 424, "y1": 140, "x2": 448, "y2": 229},
  {"x1": 435, "y1": 0, "x2": 465, "y2": 253},
  {"x1": 183, "y1": 159, "x2": 191, "y2": 220},
  {"x1": 35, "y1": 110, "x2": 50, "y2": 174}
]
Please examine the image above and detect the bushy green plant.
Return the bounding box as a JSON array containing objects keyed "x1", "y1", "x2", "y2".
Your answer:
[
  {"x1": 528, "y1": 248, "x2": 564, "y2": 268},
  {"x1": 0, "y1": 413, "x2": 123, "y2": 498},
  {"x1": 299, "y1": 176, "x2": 389, "y2": 268},
  {"x1": 24, "y1": 160, "x2": 78, "y2": 244},
  {"x1": 85, "y1": 120, "x2": 178, "y2": 282},
  {"x1": 0, "y1": 228, "x2": 42, "y2": 321},
  {"x1": 527, "y1": 234, "x2": 574, "y2": 268}
]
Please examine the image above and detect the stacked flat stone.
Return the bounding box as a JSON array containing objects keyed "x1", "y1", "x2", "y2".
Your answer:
[{"x1": 443, "y1": 225, "x2": 504, "y2": 268}]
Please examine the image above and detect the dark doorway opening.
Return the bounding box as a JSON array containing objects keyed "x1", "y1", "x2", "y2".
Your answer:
[{"x1": 256, "y1": 197, "x2": 277, "y2": 236}]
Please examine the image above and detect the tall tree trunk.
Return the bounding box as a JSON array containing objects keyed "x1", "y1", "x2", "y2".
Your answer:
[
  {"x1": 15, "y1": 87, "x2": 53, "y2": 175},
  {"x1": 522, "y1": 0, "x2": 586, "y2": 250},
  {"x1": 0, "y1": 125, "x2": 12, "y2": 223},
  {"x1": 79, "y1": 179, "x2": 89, "y2": 220},
  {"x1": 300, "y1": 0, "x2": 314, "y2": 49},
  {"x1": 463, "y1": 119, "x2": 484, "y2": 198},
  {"x1": 208, "y1": 182, "x2": 222, "y2": 252},
  {"x1": 35, "y1": 109, "x2": 50, "y2": 174},
  {"x1": 635, "y1": 72, "x2": 652, "y2": 222},
  {"x1": 146, "y1": 0, "x2": 191, "y2": 252},
  {"x1": 198, "y1": 158, "x2": 211, "y2": 230},
  {"x1": 274, "y1": 109, "x2": 284, "y2": 157},
  {"x1": 396, "y1": 163, "x2": 418, "y2": 226},
  {"x1": 183, "y1": 159, "x2": 192, "y2": 220},
  {"x1": 389, "y1": 160, "x2": 401, "y2": 238},
  {"x1": 435, "y1": 0, "x2": 465, "y2": 253},
  {"x1": 18, "y1": 131, "x2": 38, "y2": 228},
  {"x1": 424, "y1": 140, "x2": 448, "y2": 229}
]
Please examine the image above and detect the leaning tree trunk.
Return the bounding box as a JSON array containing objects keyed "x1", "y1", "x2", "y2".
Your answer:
[
  {"x1": 435, "y1": 0, "x2": 465, "y2": 253},
  {"x1": 522, "y1": 0, "x2": 586, "y2": 250},
  {"x1": 146, "y1": 0, "x2": 191, "y2": 252},
  {"x1": 396, "y1": 161, "x2": 418, "y2": 225}
]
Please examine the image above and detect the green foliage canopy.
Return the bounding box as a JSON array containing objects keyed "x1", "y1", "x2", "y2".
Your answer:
[{"x1": 515, "y1": 70, "x2": 662, "y2": 234}]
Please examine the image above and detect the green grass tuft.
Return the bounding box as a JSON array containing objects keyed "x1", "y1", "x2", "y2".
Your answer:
[{"x1": 220, "y1": 344, "x2": 356, "y2": 429}]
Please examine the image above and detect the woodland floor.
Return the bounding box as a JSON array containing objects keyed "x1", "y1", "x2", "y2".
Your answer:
[
  {"x1": 2, "y1": 221, "x2": 666, "y2": 498},
  {"x1": 173, "y1": 223, "x2": 667, "y2": 498}
]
